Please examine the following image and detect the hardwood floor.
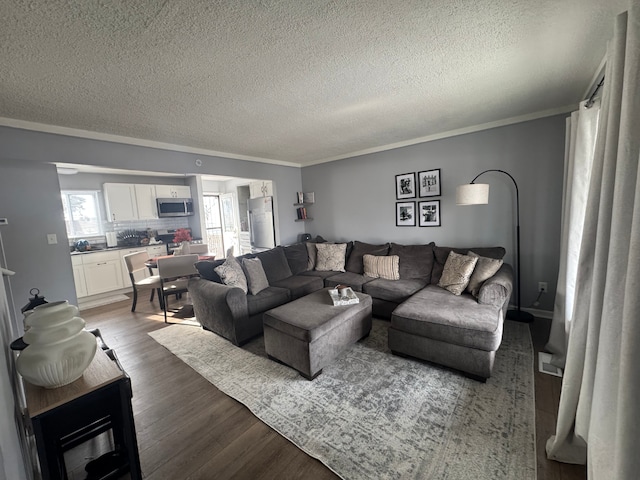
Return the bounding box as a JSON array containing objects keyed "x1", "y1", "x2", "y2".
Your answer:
[{"x1": 70, "y1": 296, "x2": 585, "y2": 479}]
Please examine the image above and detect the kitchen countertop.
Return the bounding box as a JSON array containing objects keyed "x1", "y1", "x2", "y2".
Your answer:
[{"x1": 70, "y1": 244, "x2": 165, "y2": 255}]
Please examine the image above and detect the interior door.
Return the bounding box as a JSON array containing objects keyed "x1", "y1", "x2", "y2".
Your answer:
[{"x1": 220, "y1": 193, "x2": 240, "y2": 256}]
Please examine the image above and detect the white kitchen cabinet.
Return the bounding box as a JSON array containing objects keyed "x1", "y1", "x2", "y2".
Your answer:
[
  {"x1": 155, "y1": 185, "x2": 191, "y2": 199},
  {"x1": 249, "y1": 181, "x2": 273, "y2": 198},
  {"x1": 104, "y1": 183, "x2": 138, "y2": 222},
  {"x1": 71, "y1": 255, "x2": 88, "y2": 298},
  {"x1": 82, "y1": 251, "x2": 124, "y2": 296},
  {"x1": 134, "y1": 184, "x2": 158, "y2": 220}
]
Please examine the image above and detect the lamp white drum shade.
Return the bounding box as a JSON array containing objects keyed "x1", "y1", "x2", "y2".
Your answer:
[{"x1": 456, "y1": 183, "x2": 490, "y2": 205}]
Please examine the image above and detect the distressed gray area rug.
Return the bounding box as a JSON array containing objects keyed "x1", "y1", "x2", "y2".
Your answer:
[{"x1": 149, "y1": 319, "x2": 536, "y2": 479}]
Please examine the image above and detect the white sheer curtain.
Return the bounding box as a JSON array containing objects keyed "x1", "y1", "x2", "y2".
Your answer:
[
  {"x1": 545, "y1": 102, "x2": 599, "y2": 368},
  {"x1": 546, "y1": 7, "x2": 640, "y2": 479}
]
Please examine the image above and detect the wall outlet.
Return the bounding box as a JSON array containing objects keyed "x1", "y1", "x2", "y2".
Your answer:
[
  {"x1": 538, "y1": 281, "x2": 548, "y2": 293},
  {"x1": 47, "y1": 233, "x2": 58, "y2": 245}
]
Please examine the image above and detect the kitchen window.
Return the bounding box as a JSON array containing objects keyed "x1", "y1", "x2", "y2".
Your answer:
[{"x1": 61, "y1": 190, "x2": 103, "y2": 238}]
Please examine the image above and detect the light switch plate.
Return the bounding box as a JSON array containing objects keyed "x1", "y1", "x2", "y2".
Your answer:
[{"x1": 47, "y1": 234, "x2": 58, "y2": 245}]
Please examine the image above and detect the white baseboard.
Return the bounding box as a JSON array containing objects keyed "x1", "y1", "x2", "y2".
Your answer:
[{"x1": 509, "y1": 304, "x2": 553, "y2": 320}]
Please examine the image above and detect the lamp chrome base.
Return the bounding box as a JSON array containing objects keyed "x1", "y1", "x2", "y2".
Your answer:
[{"x1": 506, "y1": 309, "x2": 534, "y2": 323}]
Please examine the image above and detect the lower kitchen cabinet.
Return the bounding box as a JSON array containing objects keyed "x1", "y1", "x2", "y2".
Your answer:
[
  {"x1": 71, "y1": 256, "x2": 87, "y2": 298},
  {"x1": 73, "y1": 250, "x2": 124, "y2": 298}
]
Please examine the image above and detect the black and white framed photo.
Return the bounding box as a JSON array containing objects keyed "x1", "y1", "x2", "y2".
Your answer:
[
  {"x1": 395, "y1": 172, "x2": 416, "y2": 199},
  {"x1": 418, "y1": 168, "x2": 441, "y2": 197},
  {"x1": 418, "y1": 200, "x2": 441, "y2": 227},
  {"x1": 396, "y1": 201, "x2": 416, "y2": 226}
]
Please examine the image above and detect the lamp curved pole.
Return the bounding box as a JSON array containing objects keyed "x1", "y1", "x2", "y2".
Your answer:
[{"x1": 467, "y1": 169, "x2": 532, "y2": 322}]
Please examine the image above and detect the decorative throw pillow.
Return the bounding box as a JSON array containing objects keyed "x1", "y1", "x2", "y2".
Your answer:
[
  {"x1": 466, "y1": 251, "x2": 504, "y2": 297},
  {"x1": 314, "y1": 243, "x2": 347, "y2": 272},
  {"x1": 242, "y1": 257, "x2": 269, "y2": 295},
  {"x1": 214, "y1": 255, "x2": 248, "y2": 293},
  {"x1": 437, "y1": 251, "x2": 478, "y2": 295},
  {"x1": 363, "y1": 254, "x2": 400, "y2": 280}
]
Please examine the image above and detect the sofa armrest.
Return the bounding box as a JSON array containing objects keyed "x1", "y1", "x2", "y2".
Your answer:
[
  {"x1": 188, "y1": 277, "x2": 249, "y2": 344},
  {"x1": 477, "y1": 263, "x2": 514, "y2": 310}
]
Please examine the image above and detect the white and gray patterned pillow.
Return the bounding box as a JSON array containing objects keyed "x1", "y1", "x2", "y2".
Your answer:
[
  {"x1": 466, "y1": 251, "x2": 504, "y2": 297},
  {"x1": 363, "y1": 254, "x2": 400, "y2": 280},
  {"x1": 242, "y1": 257, "x2": 269, "y2": 295},
  {"x1": 438, "y1": 251, "x2": 478, "y2": 295},
  {"x1": 214, "y1": 255, "x2": 248, "y2": 293},
  {"x1": 314, "y1": 243, "x2": 347, "y2": 272}
]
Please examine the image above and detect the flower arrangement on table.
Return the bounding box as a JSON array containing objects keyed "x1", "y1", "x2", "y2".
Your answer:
[{"x1": 173, "y1": 228, "x2": 192, "y2": 243}]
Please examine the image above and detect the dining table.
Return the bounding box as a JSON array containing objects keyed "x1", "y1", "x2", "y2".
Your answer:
[
  {"x1": 145, "y1": 253, "x2": 216, "y2": 320},
  {"x1": 144, "y1": 253, "x2": 216, "y2": 270}
]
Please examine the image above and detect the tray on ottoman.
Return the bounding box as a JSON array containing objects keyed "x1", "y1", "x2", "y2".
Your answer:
[{"x1": 263, "y1": 288, "x2": 372, "y2": 379}]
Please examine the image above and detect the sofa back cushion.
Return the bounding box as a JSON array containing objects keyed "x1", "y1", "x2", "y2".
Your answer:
[
  {"x1": 431, "y1": 246, "x2": 506, "y2": 285},
  {"x1": 345, "y1": 241, "x2": 390, "y2": 274},
  {"x1": 282, "y1": 243, "x2": 309, "y2": 275},
  {"x1": 389, "y1": 242, "x2": 435, "y2": 281},
  {"x1": 255, "y1": 246, "x2": 292, "y2": 283}
]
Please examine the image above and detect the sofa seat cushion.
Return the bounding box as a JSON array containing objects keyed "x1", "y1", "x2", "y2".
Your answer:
[
  {"x1": 324, "y1": 272, "x2": 376, "y2": 292},
  {"x1": 363, "y1": 278, "x2": 428, "y2": 303},
  {"x1": 298, "y1": 270, "x2": 343, "y2": 281},
  {"x1": 391, "y1": 285, "x2": 503, "y2": 351},
  {"x1": 271, "y1": 275, "x2": 324, "y2": 300},
  {"x1": 246, "y1": 286, "x2": 290, "y2": 316}
]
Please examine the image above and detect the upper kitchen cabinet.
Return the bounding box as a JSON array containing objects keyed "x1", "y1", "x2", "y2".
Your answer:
[
  {"x1": 134, "y1": 184, "x2": 158, "y2": 220},
  {"x1": 104, "y1": 183, "x2": 138, "y2": 221},
  {"x1": 249, "y1": 181, "x2": 273, "y2": 198},
  {"x1": 155, "y1": 185, "x2": 191, "y2": 198}
]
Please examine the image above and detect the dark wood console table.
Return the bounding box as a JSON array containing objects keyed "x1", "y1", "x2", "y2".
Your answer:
[{"x1": 23, "y1": 346, "x2": 141, "y2": 480}]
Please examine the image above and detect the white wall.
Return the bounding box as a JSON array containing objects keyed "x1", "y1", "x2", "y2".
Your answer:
[{"x1": 301, "y1": 115, "x2": 566, "y2": 311}]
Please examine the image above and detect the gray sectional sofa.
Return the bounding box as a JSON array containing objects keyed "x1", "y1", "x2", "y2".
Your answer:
[{"x1": 188, "y1": 240, "x2": 513, "y2": 380}]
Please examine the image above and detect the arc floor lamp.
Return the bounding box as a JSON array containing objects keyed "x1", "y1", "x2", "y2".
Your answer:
[{"x1": 456, "y1": 169, "x2": 534, "y2": 323}]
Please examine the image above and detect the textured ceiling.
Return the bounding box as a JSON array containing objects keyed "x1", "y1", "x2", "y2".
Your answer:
[{"x1": 0, "y1": 1, "x2": 628, "y2": 166}]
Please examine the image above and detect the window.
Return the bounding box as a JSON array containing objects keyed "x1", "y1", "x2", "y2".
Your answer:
[{"x1": 61, "y1": 190, "x2": 103, "y2": 238}]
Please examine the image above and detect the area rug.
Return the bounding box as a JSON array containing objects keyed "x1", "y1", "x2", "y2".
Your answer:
[{"x1": 149, "y1": 319, "x2": 536, "y2": 479}]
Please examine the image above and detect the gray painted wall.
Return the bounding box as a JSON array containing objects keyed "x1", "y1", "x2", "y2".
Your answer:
[
  {"x1": 301, "y1": 115, "x2": 566, "y2": 311},
  {"x1": 0, "y1": 159, "x2": 75, "y2": 318},
  {"x1": 0, "y1": 126, "x2": 304, "y2": 324}
]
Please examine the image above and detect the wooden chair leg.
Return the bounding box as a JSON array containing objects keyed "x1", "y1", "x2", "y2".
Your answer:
[
  {"x1": 163, "y1": 294, "x2": 168, "y2": 323},
  {"x1": 149, "y1": 289, "x2": 155, "y2": 302}
]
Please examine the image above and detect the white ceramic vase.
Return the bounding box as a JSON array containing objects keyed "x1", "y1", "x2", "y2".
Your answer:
[{"x1": 17, "y1": 301, "x2": 97, "y2": 388}]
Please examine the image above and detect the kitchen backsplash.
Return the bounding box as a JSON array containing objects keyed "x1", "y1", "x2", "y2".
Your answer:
[{"x1": 69, "y1": 217, "x2": 189, "y2": 248}]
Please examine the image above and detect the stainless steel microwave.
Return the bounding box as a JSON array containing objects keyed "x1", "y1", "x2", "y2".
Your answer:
[{"x1": 156, "y1": 198, "x2": 195, "y2": 217}]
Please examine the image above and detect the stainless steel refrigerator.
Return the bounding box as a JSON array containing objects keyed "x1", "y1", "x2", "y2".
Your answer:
[{"x1": 248, "y1": 196, "x2": 276, "y2": 251}]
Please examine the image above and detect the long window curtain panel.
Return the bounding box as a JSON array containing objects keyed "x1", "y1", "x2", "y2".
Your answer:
[
  {"x1": 545, "y1": 102, "x2": 600, "y2": 368},
  {"x1": 546, "y1": 7, "x2": 640, "y2": 480}
]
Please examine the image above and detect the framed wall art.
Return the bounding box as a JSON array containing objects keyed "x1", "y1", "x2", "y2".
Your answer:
[
  {"x1": 418, "y1": 200, "x2": 441, "y2": 227},
  {"x1": 418, "y1": 168, "x2": 441, "y2": 197},
  {"x1": 395, "y1": 172, "x2": 416, "y2": 199},
  {"x1": 396, "y1": 201, "x2": 416, "y2": 226}
]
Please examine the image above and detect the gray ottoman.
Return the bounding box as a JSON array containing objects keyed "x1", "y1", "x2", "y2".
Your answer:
[{"x1": 263, "y1": 288, "x2": 372, "y2": 379}]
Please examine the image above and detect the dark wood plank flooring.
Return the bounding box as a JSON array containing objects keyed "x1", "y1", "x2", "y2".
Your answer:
[{"x1": 69, "y1": 295, "x2": 585, "y2": 479}]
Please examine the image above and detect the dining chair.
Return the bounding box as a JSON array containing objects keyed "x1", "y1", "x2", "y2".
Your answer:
[
  {"x1": 123, "y1": 251, "x2": 163, "y2": 312},
  {"x1": 187, "y1": 243, "x2": 209, "y2": 254},
  {"x1": 157, "y1": 254, "x2": 200, "y2": 323}
]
